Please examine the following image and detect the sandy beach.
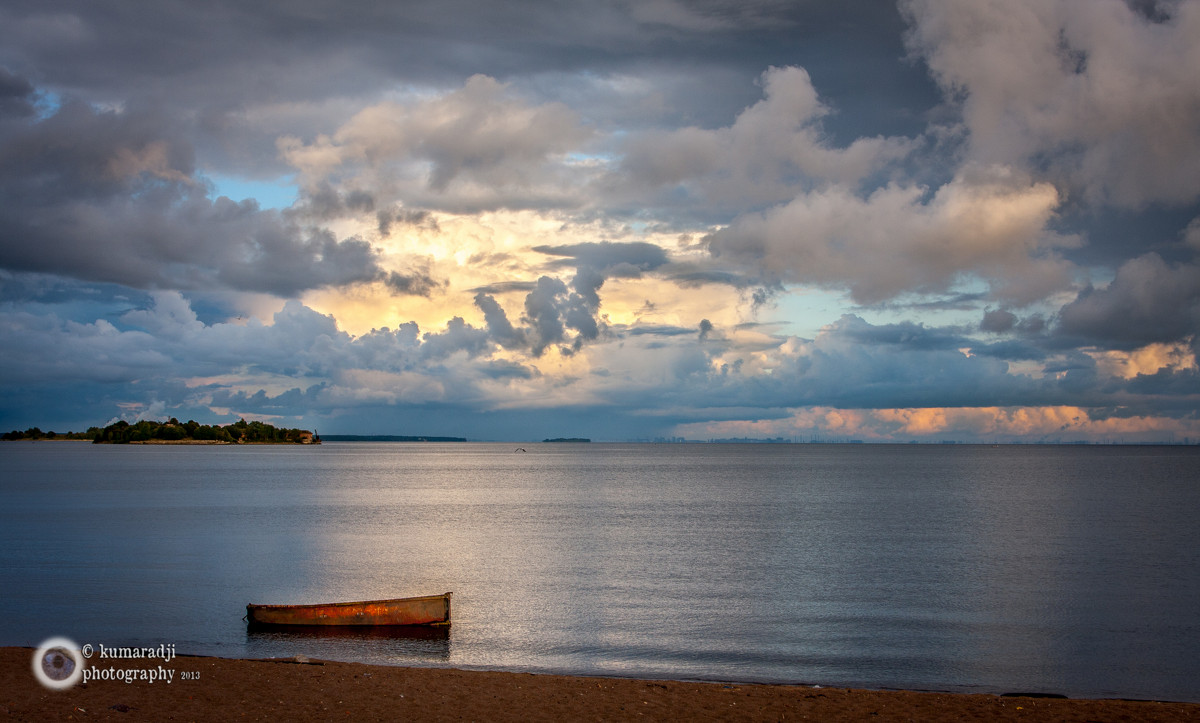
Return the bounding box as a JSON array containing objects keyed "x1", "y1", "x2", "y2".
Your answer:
[{"x1": 4, "y1": 647, "x2": 1197, "y2": 722}]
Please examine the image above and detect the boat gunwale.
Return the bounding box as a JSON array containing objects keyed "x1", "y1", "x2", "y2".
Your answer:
[
  {"x1": 247, "y1": 590, "x2": 451, "y2": 607},
  {"x1": 246, "y1": 592, "x2": 451, "y2": 612}
]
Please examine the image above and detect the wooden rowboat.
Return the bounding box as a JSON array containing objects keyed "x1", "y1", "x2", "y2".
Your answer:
[{"x1": 246, "y1": 593, "x2": 451, "y2": 627}]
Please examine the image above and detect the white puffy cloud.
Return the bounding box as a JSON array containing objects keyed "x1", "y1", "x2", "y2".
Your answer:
[
  {"x1": 278, "y1": 75, "x2": 595, "y2": 214},
  {"x1": 616, "y1": 66, "x2": 914, "y2": 211},
  {"x1": 901, "y1": 0, "x2": 1200, "y2": 208},
  {"x1": 706, "y1": 167, "x2": 1074, "y2": 303}
]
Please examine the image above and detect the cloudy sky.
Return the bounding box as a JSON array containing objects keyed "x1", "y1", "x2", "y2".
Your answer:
[{"x1": 2, "y1": 0, "x2": 1198, "y2": 442}]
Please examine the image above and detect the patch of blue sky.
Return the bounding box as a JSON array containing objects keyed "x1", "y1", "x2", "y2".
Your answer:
[
  {"x1": 766, "y1": 282, "x2": 992, "y2": 339},
  {"x1": 34, "y1": 90, "x2": 63, "y2": 120},
  {"x1": 179, "y1": 292, "x2": 245, "y2": 327},
  {"x1": 206, "y1": 173, "x2": 299, "y2": 210},
  {"x1": 564, "y1": 151, "x2": 613, "y2": 166},
  {"x1": 762, "y1": 287, "x2": 849, "y2": 338}
]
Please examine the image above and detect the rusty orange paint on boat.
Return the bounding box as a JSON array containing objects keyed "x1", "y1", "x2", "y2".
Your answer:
[{"x1": 246, "y1": 592, "x2": 451, "y2": 627}]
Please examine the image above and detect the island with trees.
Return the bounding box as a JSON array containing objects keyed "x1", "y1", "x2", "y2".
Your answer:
[{"x1": 3, "y1": 419, "x2": 318, "y2": 444}]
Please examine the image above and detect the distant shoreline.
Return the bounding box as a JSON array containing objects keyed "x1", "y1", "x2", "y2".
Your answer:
[
  {"x1": 1, "y1": 439, "x2": 310, "y2": 445},
  {"x1": 0, "y1": 438, "x2": 92, "y2": 442},
  {"x1": 320, "y1": 435, "x2": 467, "y2": 442}
]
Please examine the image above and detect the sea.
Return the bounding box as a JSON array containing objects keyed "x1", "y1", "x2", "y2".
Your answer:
[{"x1": 1, "y1": 442, "x2": 1198, "y2": 701}]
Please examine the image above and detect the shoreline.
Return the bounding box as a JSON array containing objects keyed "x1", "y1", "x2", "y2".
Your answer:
[
  {"x1": 4, "y1": 648, "x2": 1197, "y2": 721},
  {"x1": 0, "y1": 437, "x2": 314, "y2": 441}
]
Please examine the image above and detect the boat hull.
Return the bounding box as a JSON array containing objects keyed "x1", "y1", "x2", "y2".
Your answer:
[{"x1": 246, "y1": 593, "x2": 451, "y2": 627}]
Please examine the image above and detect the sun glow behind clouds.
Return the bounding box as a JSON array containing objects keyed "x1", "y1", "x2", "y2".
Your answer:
[{"x1": 296, "y1": 207, "x2": 747, "y2": 339}]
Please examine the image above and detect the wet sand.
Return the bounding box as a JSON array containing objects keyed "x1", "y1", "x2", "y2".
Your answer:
[{"x1": 3, "y1": 647, "x2": 1197, "y2": 721}]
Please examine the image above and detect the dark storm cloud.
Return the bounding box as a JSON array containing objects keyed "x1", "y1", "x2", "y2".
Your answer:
[
  {"x1": 980, "y1": 308, "x2": 1018, "y2": 333},
  {"x1": 668, "y1": 269, "x2": 753, "y2": 287},
  {"x1": 377, "y1": 207, "x2": 439, "y2": 238},
  {"x1": 209, "y1": 386, "x2": 323, "y2": 416},
  {"x1": 0, "y1": 99, "x2": 384, "y2": 296},
  {"x1": 476, "y1": 281, "x2": 601, "y2": 358},
  {"x1": 473, "y1": 292, "x2": 527, "y2": 350},
  {"x1": 470, "y1": 281, "x2": 538, "y2": 295},
  {"x1": 300, "y1": 182, "x2": 376, "y2": 220},
  {"x1": 0, "y1": 1, "x2": 931, "y2": 133},
  {"x1": 625, "y1": 324, "x2": 698, "y2": 337},
  {"x1": 478, "y1": 359, "x2": 536, "y2": 380},
  {"x1": 453, "y1": 246, "x2": 641, "y2": 358},
  {"x1": 972, "y1": 339, "x2": 1048, "y2": 362},
  {"x1": 382, "y1": 269, "x2": 442, "y2": 297},
  {"x1": 1056, "y1": 254, "x2": 1200, "y2": 350},
  {"x1": 533, "y1": 241, "x2": 669, "y2": 276},
  {"x1": 564, "y1": 267, "x2": 604, "y2": 341},
  {"x1": 827, "y1": 315, "x2": 968, "y2": 352},
  {"x1": 0, "y1": 67, "x2": 35, "y2": 118},
  {"x1": 522, "y1": 276, "x2": 573, "y2": 356},
  {"x1": 1125, "y1": 367, "x2": 1200, "y2": 400},
  {"x1": 0, "y1": 1, "x2": 940, "y2": 207},
  {"x1": 879, "y1": 292, "x2": 990, "y2": 313},
  {"x1": 420, "y1": 317, "x2": 491, "y2": 360},
  {"x1": 474, "y1": 270, "x2": 608, "y2": 358},
  {"x1": 981, "y1": 308, "x2": 1048, "y2": 336},
  {"x1": 1019, "y1": 315, "x2": 1047, "y2": 335}
]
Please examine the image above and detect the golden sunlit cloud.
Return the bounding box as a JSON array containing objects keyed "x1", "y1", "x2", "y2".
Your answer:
[
  {"x1": 1087, "y1": 342, "x2": 1198, "y2": 380},
  {"x1": 297, "y1": 207, "x2": 748, "y2": 342},
  {"x1": 676, "y1": 406, "x2": 1200, "y2": 443}
]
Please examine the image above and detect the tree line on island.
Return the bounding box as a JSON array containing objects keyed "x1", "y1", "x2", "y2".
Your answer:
[{"x1": 3, "y1": 418, "x2": 318, "y2": 444}]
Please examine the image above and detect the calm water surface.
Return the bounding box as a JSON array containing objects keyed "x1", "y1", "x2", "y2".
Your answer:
[{"x1": 1, "y1": 442, "x2": 1198, "y2": 701}]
